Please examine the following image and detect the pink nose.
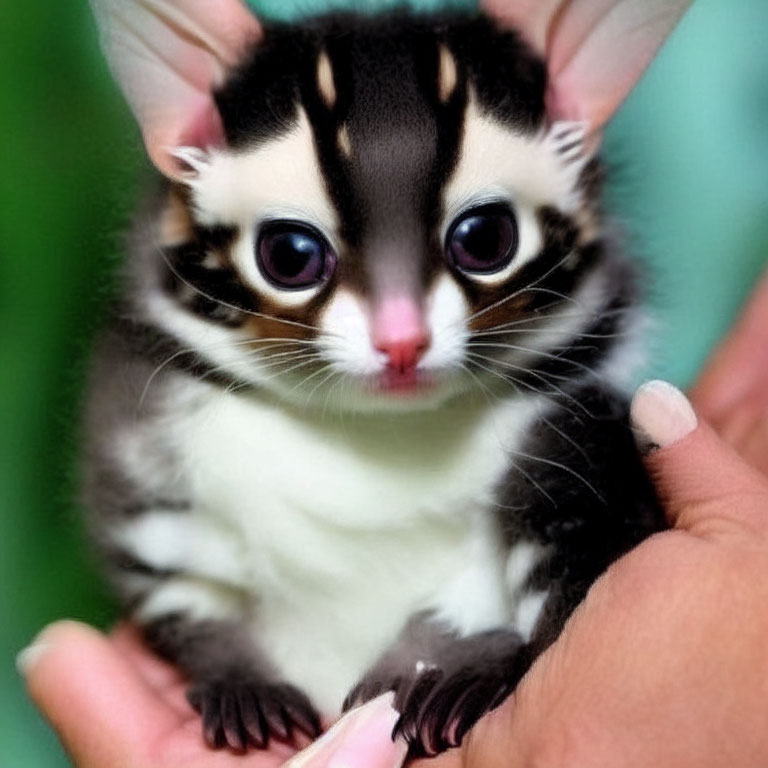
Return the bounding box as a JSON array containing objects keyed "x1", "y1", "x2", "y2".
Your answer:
[
  {"x1": 376, "y1": 335, "x2": 430, "y2": 374},
  {"x1": 372, "y1": 297, "x2": 431, "y2": 374}
]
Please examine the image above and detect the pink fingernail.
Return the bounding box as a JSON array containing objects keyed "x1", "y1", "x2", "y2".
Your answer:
[{"x1": 630, "y1": 380, "x2": 698, "y2": 453}]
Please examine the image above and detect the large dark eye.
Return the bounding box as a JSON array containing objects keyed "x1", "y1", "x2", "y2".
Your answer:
[
  {"x1": 256, "y1": 222, "x2": 336, "y2": 289},
  {"x1": 446, "y1": 205, "x2": 518, "y2": 274}
]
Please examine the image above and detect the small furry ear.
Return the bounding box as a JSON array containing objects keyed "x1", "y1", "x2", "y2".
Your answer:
[
  {"x1": 90, "y1": 0, "x2": 261, "y2": 180},
  {"x1": 483, "y1": 0, "x2": 691, "y2": 139}
]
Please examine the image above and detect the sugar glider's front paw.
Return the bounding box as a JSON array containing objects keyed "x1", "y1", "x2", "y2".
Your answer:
[
  {"x1": 392, "y1": 633, "x2": 531, "y2": 756},
  {"x1": 187, "y1": 679, "x2": 322, "y2": 751},
  {"x1": 392, "y1": 665, "x2": 517, "y2": 756}
]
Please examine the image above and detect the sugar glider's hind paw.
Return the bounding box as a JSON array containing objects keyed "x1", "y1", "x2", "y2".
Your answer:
[{"x1": 188, "y1": 680, "x2": 322, "y2": 751}]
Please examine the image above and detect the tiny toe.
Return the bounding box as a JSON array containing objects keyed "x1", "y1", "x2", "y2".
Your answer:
[
  {"x1": 200, "y1": 692, "x2": 224, "y2": 749},
  {"x1": 221, "y1": 690, "x2": 247, "y2": 752},
  {"x1": 261, "y1": 691, "x2": 290, "y2": 740},
  {"x1": 238, "y1": 689, "x2": 267, "y2": 748},
  {"x1": 282, "y1": 690, "x2": 321, "y2": 738},
  {"x1": 454, "y1": 680, "x2": 502, "y2": 743}
]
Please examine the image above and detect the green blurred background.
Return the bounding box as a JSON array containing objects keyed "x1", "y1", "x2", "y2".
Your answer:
[{"x1": 1, "y1": 0, "x2": 766, "y2": 764}]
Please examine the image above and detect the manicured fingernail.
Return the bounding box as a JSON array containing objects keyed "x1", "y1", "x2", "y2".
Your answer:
[
  {"x1": 631, "y1": 380, "x2": 698, "y2": 454},
  {"x1": 326, "y1": 696, "x2": 407, "y2": 768},
  {"x1": 16, "y1": 631, "x2": 53, "y2": 676},
  {"x1": 284, "y1": 695, "x2": 404, "y2": 768}
]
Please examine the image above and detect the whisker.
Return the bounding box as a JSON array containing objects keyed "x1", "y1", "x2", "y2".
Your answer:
[
  {"x1": 506, "y1": 461, "x2": 557, "y2": 508},
  {"x1": 467, "y1": 341, "x2": 600, "y2": 379},
  {"x1": 285, "y1": 362, "x2": 338, "y2": 401},
  {"x1": 137, "y1": 336, "x2": 322, "y2": 412},
  {"x1": 458, "y1": 362, "x2": 503, "y2": 406},
  {"x1": 510, "y1": 449, "x2": 605, "y2": 503},
  {"x1": 305, "y1": 367, "x2": 342, "y2": 408},
  {"x1": 470, "y1": 326, "x2": 626, "y2": 342},
  {"x1": 322, "y1": 371, "x2": 348, "y2": 421},
  {"x1": 195, "y1": 352, "x2": 323, "y2": 392},
  {"x1": 539, "y1": 415, "x2": 589, "y2": 462},
  {"x1": 473, "y1": 354, "x2": 575, "y2": 384},
  {"x1": 465, "y1": 352, "x2": 593, "y2": 416},
  {"x1": 470, "y1": 306, "x2": 626, "y2": 336},
  {"x1": 462, "y1": 253, "x2": 574, "y2": 327}
]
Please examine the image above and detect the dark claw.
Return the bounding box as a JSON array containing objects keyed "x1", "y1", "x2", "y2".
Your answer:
[
  {"x1": 186, "y1": 680, "x2": 320, "y2": 752},
  {"x1": 221, "y1": 690, "x2": 247, "y2": 752},
  {"x1": 195, "y1": 689, "x2": 224, "y2": 749},
  {"x1": 391, "y1": 667, "x2": 443, "y2": 744},
  {"x1": 260, "y1": 691, "x2": 290, "y2": 740},
  {"x1": 395, "y1": 670, "x2": 516, "y2": 757},
  {"x1": 237, "y1": 689, "x2": 267, "y2": 748},
  {"x1": 281, "y1": 686, "x2": 322, "y2": 738}
]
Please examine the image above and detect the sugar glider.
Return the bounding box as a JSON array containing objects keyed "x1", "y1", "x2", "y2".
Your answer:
[{"x1": 85, "y1": 0, "x2": 690, "y2": 756}]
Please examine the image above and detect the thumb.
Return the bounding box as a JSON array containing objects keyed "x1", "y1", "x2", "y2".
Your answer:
[
  {"x1": 630, "y1": 380, "x2": 768, "y2": 538},
  {"x1": 17, "y1": 620, "x2": 178, "y2": 767}
]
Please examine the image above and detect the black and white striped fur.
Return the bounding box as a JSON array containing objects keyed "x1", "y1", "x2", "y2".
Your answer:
[{"x1": 83, "y1": 11, "x2": 662, "y2": 757}]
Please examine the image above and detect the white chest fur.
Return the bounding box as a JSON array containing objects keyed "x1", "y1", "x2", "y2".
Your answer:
[{"x1": 168, "y1": 386, "x2": 545, "y2": 711}]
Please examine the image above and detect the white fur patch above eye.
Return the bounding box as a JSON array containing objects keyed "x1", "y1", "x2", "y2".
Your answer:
[
  {"x1": 450, "y1": 96, "x2": 586, "y2": 210},
  {"x1": 188, "y1": 105, "x2": 338, "y2": 241}
]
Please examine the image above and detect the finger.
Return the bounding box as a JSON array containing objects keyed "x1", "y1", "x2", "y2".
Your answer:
[
  {"x1": 690, "y1": 268, "x2": 768, "y2": 424},
  {"x1": 283, "y1": 694, "x2": 407, "y2": 768},
  {"x1": 631, "y1": 380, "x2": 768, "y2": 537},
  {"x1": 111, "y1": 623, "x2": 186, "y2": 691},
  {"x1": 110, "y1": 623, "x2": 194, "y2": 718},
  {"x1": 19, "y1": 620, "x2": 181, "y2": 767}
]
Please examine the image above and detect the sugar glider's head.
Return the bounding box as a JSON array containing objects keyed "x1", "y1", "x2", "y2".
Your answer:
[{"x1": 91, "y1": 0, "x2": 690, "y2": 412}]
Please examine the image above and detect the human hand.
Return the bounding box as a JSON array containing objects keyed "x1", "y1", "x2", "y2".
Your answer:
[{"x1": 18, "y1": 622, "x2": 310, "y2": 767}]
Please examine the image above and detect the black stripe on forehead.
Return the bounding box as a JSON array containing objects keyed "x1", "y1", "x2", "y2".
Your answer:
[{"x1": 310, "y1": 17, "x2": 468, "y2": 292}]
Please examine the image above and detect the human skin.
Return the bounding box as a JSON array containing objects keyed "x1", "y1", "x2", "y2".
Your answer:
[{"x1": 18, "y1": 271, "x2": 768, "y2": 768}]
